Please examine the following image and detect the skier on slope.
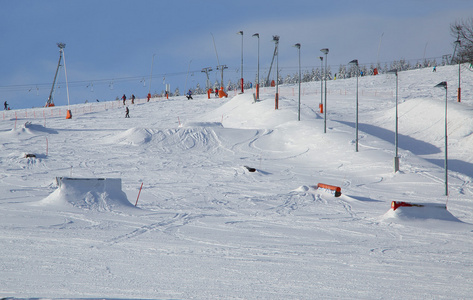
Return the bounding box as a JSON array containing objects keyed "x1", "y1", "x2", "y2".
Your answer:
[
  {"x1": 186, "y1": 90, "x2": 193, "y2": 100},
  {"x1": 122, "y1": 94, "x2": 126, "y2": 105},
  {"x1": 125, "y1": 106, "x2": 130, "y2": 118}
]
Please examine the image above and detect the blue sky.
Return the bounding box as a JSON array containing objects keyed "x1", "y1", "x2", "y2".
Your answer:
[{"x1": 1, "y1": 0, "x2": 472, "y2": 109}]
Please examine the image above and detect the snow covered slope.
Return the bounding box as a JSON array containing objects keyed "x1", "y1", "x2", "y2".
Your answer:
[{"x1": 1, "y1": 64, "x2": 472, "y2": 299}]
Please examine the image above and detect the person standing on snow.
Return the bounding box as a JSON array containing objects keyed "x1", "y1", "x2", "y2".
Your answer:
[
  {"x1": 125, "y1": 106, "x2": 130, "y2": 118},
  {"x1": 122, "y1": 94, "x2": 126, "y2": 105},
  {"x1": 131, "y1": 94, "x2": 135, "y2": 104},
  {"x1": 4, "y1": 101, "x2": 8, "y2": 110}
]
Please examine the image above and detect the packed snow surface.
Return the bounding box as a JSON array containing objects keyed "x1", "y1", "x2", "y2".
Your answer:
[{"x1": 1, "y1": 65, "x2": 473, "y2": 299}]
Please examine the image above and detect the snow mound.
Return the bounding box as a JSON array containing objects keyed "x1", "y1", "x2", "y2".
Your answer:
[
  {"x1": 106, "y1": 127, "x2": 153, "y2": 145},
  {"x1": 36, "y1": 177, "x2": 134, "y2": 212},
  {"x1": 0, "y1": 122, "x2": 58, "y2": 137},
  {"x1": 179, "y1": 121, "x2": 223, "y2": 128},
  {"x1": 381, "y1": 203, "x2": 461, "y2": 222}
]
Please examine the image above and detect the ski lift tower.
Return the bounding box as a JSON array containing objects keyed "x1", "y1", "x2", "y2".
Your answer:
[
  {"x1": 216, "y1": 64, "x2": 228, "y2": 90},
  {"x1": 201, "y1": 67, "x2": 213, "y2": 90},
  {"x1": 46, "y1": 43, "x2": 66, "y2": 107}
]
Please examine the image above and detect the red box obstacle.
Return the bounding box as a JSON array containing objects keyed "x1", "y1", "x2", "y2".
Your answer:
[
  {"x1": 317, "y1": 183, "x2": 341, "y2": 197},
  {"x1": 391, "y1": 201, "x2": 423, "y2": 211}
]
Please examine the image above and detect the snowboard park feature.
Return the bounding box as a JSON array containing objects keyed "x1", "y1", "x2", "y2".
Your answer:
[
  {"x1": 36, "y1": 177, "x2": 134, "y2": 212},
  {"x1": 1, "y1": 64, "x2": 473, "y2": 299}
]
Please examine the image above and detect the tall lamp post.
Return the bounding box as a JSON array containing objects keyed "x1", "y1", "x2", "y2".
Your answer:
[
  {"x1": 273, "y1": 35, "x2": 280, "y2": 109},
  {"x1": 388, "y1": 69, "x2": 399, "y2": 172},
  {"x1": 435, "y1": 81, "x2": 448, "y2": 196},
  {"x1": 319, "y1": 56, "x2": 323, "y2": 114},
  {"x1": 252, "y1": 33, "x2": 260, "y2": 100},
  {"x1": 149, "y1": 54, "x2": 155, "y2": 97},
  {"x1": 454, "y1": 39, "x2": 461, "y2": 102},
  {"x1": 294, "y1": 43, "x2": 301, "y2": 121},
  {"x1": 349, "y1": 59, "x2": 359, "y2": 152},
  {"x1": 237, "y1": 31, "x2": 244, "y2": 93},
  {"x1": 320, "y1": 48, "x2": 329, "y2": 133}
]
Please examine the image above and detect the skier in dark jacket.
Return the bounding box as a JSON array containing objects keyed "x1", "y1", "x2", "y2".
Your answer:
[
  {"x1": 122, "y1": 94, "x2": 126, "y2": 105},
  {"x1": 125, "y1": 106, "x2": 130, "y2": 118}
]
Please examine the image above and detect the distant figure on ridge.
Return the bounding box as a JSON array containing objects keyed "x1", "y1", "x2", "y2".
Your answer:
[
  {"x1": 122, "y1": 94, "x2": 126, "y2": 105},
  {"x1": 4, "y1": 101, "x2": 8, "y2": 110},
  {"x1": 131, "y1": 94, "x2": 135, "y2": 104}
]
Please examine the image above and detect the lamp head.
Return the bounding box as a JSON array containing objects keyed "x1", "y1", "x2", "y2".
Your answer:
[
  {"x1": 237, "y1": 31, "x2": 243, "y2": 35},
  {"x1": 435, "y1": 81, "x2": 447, "y2": 89},
  {"x1": 319, "y1": 56, "x2": 323, "y2": 61},
  {"x1": 320, "y1": 48, "x2": 329, "y2": 55},
  {"x1": 252, "y1": 33, "x2": 259, "y2": 38},
  {"x1": 349, "y1": 59, "x2": 359, "y2": 66},
  {"x1": 294, "y1": 43, "x2": 301, "y2": 49}
]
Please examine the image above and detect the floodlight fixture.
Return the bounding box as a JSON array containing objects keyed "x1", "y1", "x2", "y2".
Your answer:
[
  {"x1": 293, "y1": 43, "x2": 301, "y2": 121},
  {"x1": 434, "y1": 81, "x2": 448, "y2": 196},
  {"x1": 319, "y1": 56, "x2": 323, "y2": 113},
  {"x1": 387, "y1": 69, "x2": 399, "y2": 172},
  {"x1": 272, "y1": 35, "x2": 280, "y2": 109},
  {"x1": 252, "y1": 33, "x2": 260, "y2": 100},
  {"x1": 320, "y1": 48, "x2": 329, "y2": 133},
  {"x1": 349, "y1": 59, "x2": 359, "y2": 152},
  {"x1": 237, "y1": 31, "x2": 244, "y2": 93},
  {"x1": 454, "y1": 39, "x2": 461, "y2": 102}
]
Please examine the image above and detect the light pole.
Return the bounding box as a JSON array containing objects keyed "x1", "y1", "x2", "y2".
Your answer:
[
  {"x1": 252, "y1": 33, "x2": 260, "y2": 100},
  {"x1": 294, "y1": 43, "x2": 301, "y2": 121},
  {"x1": 319, "y1": 56, "x2": 323, "y2": 114},
  {"x1": 455, "y1": 39, "x2": 461, "y2": 102},
  {"x1": 320, "y1": 48, "x2": 329, "y2": 133},
  {"x1": 149, "y1": 54, "x2": 155, "y2": 96},
  {"x1": 349, "y1": 59, "x2": 359, "y2": 152},
  {"x1": 237, "y1": 31, "x2": 244, "y2": 93},
  {"x1": 435, "y1": 81, "x2": 448, "y2": 196},
  {"x1": 273, "y1": 35, "x2": 280, "y2": 109},
  {"x1": 388, "y1": 69, "x2": 399, "y2": 172}
]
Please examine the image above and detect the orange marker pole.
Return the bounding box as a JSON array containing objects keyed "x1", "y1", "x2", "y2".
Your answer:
[{"x1": 135, "y1": 182, "x2": 143, "y2": 207}]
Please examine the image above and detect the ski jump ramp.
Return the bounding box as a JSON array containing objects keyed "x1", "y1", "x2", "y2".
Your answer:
[{"x1": 38, "y1": 177, "x2": 134, "y2": 211}]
